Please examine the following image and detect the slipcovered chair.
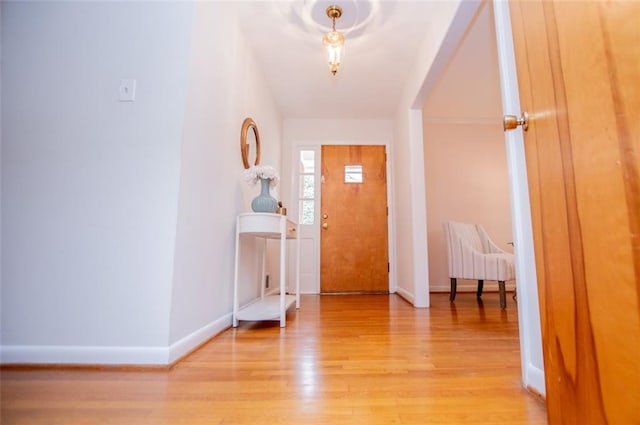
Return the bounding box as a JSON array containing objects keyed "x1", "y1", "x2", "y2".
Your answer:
[{"x1": 443, "y1": 221, "x2": 515, "y2": 309}]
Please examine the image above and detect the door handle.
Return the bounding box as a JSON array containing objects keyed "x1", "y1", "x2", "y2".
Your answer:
[
  {"x1": 322, "y1": 213, "x2": 328, "y2": 219},
  {"x1": 503, "y1": 112, "x2": 529, "y2": 132},
  {"x1": 322, "y1": 222, "x2": 328, "y2": 229}
]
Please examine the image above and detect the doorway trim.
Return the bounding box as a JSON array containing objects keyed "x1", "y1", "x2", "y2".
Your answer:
[
  {"x1": 493, "y1": 0, "x2": 545, "y2": 395},
  {"x1": 283, "y1": 119, "x2": 396, "y2": 295},
  {"x1": 409, "y1": 0, "x2": 545, "y2": 395}
]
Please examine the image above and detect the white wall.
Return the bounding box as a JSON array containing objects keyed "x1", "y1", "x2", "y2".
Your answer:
[
  {"x1": 1, "y1": 1, "x2": 283, "y2": 365},
  {"x1": 391, "y1": 0, "x2": 468, "y2": 307},
  {"x1": 168, "y1": 2, "x2": 282, "y2": 355},
  {"x1": 1, "y1": 2, "x2": 193, "y2": 361}
]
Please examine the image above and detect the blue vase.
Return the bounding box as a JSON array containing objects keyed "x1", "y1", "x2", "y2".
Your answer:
[{"x1": 251, "y1": 178, "x2": 278, "y2": 213}]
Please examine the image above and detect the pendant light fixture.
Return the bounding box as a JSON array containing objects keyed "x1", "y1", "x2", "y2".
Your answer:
[{"x1": 322, "y1": 5, "x2": 344, "y2": 76}]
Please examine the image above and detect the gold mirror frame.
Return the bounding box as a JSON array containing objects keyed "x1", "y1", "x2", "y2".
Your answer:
[{"x1": 240, "y1": 117, "x2": 261, "y2": 169}]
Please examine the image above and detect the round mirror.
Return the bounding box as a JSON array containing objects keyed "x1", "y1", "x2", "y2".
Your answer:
[{"x1": 240, "y1": 118, "x2": 261, "y2": 169}]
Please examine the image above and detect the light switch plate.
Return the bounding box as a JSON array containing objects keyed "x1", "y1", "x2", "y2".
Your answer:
[{"x1": 119, "y1": 79, "x2": 136, "y2": 102}]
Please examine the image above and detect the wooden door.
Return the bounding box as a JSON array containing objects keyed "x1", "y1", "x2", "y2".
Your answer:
[
  {"x1": 320, "y1": 145, "x2": 389, "y2": 293},
  {"x1": 509, "y1": 1, "x2": 640, "y2": 422}
]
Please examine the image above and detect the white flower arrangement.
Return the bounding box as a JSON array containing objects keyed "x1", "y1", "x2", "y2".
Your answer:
[{"x1": 243, "y1": 164, "x2": 280, "y2": 188}]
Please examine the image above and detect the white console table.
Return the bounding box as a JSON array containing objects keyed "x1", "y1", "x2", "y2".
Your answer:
[{"x1": 232, "y1": 213, "x2": 300, "y2": 328}]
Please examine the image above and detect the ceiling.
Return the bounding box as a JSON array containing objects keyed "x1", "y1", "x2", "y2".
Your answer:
[{"x1": 237, "y1": 0, "x2": 447, "y2": 120}]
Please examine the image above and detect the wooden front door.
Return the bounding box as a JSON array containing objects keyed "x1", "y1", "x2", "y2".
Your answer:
[
  {"x1": 510, "y1": 1, "x2": 640, "y2": 422},
  {"x1": 320, "y1": 145, "x2": 389, "y2": 293}
]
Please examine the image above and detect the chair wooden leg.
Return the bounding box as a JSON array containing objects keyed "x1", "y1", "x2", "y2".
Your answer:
[
  {"x1": 476, "y1": 279, "x2": 484, "y2": 298},
  {"x1": 498, "y1": 280, "x2": 506, "y2": 309},
  {"x1": 450, "y1": 278, "x2": 457, "y2": 302}
]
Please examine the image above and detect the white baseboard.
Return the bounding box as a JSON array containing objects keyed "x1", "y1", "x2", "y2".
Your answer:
[
  {"x1": 525, "y1": 363, "x2": 546, "y2": 397},
  {"x1": 168, "y1": 313, "x2": 232, "y2": 364},
  {"x1": 395, "y1": 287, "x2": 415, "y2": 305},
  {"x1": 0, "y1": 314, "x2": 232, "y2": 366},
  {"x1": 0, "y1": 344, "x2": 170, "y2": 365}
]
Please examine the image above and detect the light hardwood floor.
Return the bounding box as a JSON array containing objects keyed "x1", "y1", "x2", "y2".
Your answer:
[{"x1": 1, "y1": 293, "x2": 547, "y2": 424}]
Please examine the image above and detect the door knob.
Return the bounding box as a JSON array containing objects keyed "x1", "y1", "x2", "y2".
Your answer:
[
  {"x1": 322, "y1": 213, "x2": 328, "y2": 219},
  {"x1": 322, "y1": 222, "x2": 328, "y2": 229},
  {"x1": 503, "y1": 112, "x2": 529, "y2": 132}
]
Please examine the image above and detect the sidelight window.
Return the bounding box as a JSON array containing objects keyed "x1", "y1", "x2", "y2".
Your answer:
[{"x1": 298, "y1": 150, "x2": 316, "y2": 225}]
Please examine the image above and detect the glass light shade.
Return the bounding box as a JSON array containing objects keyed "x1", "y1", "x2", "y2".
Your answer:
[{"x1": 323, "y1": 30, "x2": 345, "y2": 75}]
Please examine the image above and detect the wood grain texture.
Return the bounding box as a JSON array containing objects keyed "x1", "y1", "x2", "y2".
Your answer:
[
  {"x1": 0, "y1": 294, "x2": 546, "y2": 424},
  {"x1": 320, "y1": 145, "x2": 389, "y2": 293},
  {"x1": 510, "y1": 1, "x2": 640, "y2": 423}
]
